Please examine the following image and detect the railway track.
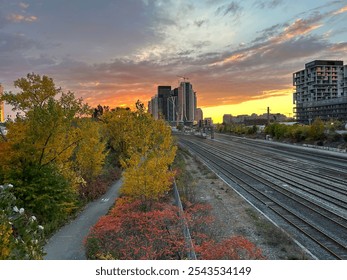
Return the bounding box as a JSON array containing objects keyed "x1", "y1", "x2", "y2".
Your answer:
[
  {"x1": 178, "y1": 134, "x2": 347, "y2": 259},
  {"x1": 216, "y1": 133, "x2": 347, "y2": 173},
  {"x1": 201, "y1": 139, "x2": 347, "y2": 213}
]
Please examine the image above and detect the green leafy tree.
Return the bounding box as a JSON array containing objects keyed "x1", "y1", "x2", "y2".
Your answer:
[
  {"x1": 8, "y1": 164, "x2": 77, "y2": 233},
  {"x1": 309, "y1": 118, "x2": 325, "y2": 141}
]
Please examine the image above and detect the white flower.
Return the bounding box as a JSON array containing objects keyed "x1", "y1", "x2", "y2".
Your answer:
[
  {"x1": 13, "y1": 206, "x2": 19, "y2": 212},
  {"x1": 19, "y1": 208, "x2": 24, "y2": 214},
  {"x1": 0, "y1": 185, "x2": 4, "y2": 190},
  {"x1": 8, "y1": 184, "x2": 13, "y2": 188},
  {"x1": 29, "y1": 216, "x2": 37, "y2": 222},
  {"x1": 38, "y1": 225, "x2": 44, "y2": 231}
]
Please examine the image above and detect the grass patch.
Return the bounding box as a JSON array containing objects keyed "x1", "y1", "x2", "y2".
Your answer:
[{"x1": 172, "y1": 148, "x2": 198, "y2": 202}]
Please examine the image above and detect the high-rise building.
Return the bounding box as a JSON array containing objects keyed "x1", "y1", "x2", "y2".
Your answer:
[
  {"x1": 167, "y1": 88, "x2": 178, "y2": 124},
  {"x1": 0, "y1": 84, "x2": 4, "y2": 122},
  {"x1": 157, "y1": 86, "x2": 171, "y2": 120},
  {"x1": 178, "y1": 81, "x2": 195, "y2": 125},
  {"x1": 149, "y1": 82, "x2": 199, "y2": 126},
  {"x1": 293, "y1": 60, "x2": 347, "y2": 123},
  {"x1": 148, "y1": 94, "x2": 159, "y2": 120}
]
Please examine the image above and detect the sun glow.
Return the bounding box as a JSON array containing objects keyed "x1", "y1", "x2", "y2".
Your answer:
[{"x1": 202, "y1": 90, "x2": 293, "y2": 123}]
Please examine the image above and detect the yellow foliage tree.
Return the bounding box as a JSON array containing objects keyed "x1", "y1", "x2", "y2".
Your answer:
[
  {"x1": 101, "y1": 105, "x2": 177, "y2": 201},
  {"x1": 1, "y1": 74, "x2": 107, "y2": 188},
  {"x1": 101, "y1": 108, "x2": 137, "y2": 160},
  {"x1": 74, "y1": 118, "x2": 108, "y2": 182}
]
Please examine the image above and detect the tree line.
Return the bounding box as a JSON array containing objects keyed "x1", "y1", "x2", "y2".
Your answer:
[
  {"x1": 0, "y1": 73, "x2": 175, "y2": 259},
  {"x1": 217, "y1": 119, "x2": 347, "y2": 144}
]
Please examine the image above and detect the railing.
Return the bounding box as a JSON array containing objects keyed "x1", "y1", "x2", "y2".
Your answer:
[
  {"x1": 172, "y1": 179, "x2": 197, "y2": 260},
  {"x1": 297, "y1": 96, "x2": 347, "y2": 107}
]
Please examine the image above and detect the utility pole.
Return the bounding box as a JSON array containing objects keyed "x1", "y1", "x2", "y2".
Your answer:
[{"x1": 267, "y1": 106, "x2": 270, "y2": 125}]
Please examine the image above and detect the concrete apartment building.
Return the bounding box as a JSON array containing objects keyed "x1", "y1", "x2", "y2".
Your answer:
[
  {"x1": 293, "y1": 60, "x2": 347, "y2": 124},
  {"x1": 0, "y1": 84, "x2": 4, "y2": 122}
]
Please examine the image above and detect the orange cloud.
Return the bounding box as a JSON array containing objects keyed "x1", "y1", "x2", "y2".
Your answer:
[
  {"x1": 334, "y1": 5, "x2": 347, "y2": 15},
  {"x1": 273, "y1": 19, "x2": 322, "y2": 43},
  {"x1": 7, "y1": 14, "x2": 38, "y2": 23},
  {"x1": 330, "y1": 42, "x2": 347, "y2": 52},
  {"x1": 210, "y1": 53, "x2": 246, "y2": 66}
]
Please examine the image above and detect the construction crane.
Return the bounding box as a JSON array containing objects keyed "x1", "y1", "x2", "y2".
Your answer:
[{"x1": 177, "y1": 75, "x2": 189, "y2": 82}]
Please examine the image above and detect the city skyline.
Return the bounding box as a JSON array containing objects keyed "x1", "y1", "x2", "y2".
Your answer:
[{"x1": 1, "y1": 0, "x2": 347, "y2": 123}]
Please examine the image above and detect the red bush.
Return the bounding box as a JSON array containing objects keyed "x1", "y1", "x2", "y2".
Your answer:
[
  {"x1": 86, "y1": 198, "x2": 186, "y2": 259},
  {"x1": 86, "y1": 198, "x2": 265, "y2": 260},
  {"x1": 197, "y1": 236, "x2": 265, "y2": 260}
]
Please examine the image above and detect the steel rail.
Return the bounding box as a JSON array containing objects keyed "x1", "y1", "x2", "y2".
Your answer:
[
  {"x1": 179, "y1": 137, "x2": 347, "y2": 259},
  {"x1": 214, "y1": 135, "x2": 347, "y2": 187},
  {"x1": 201, "y1": 139, "x2": 347, "y2": 209}
]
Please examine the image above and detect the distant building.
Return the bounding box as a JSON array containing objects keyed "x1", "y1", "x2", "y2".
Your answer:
[
  {"x1": 0, "y1": 84, "x2": 4, "y2": 122},
  {"x1": 149, "y1": 81, "x2": 199, "y2": 126},
  {"x1": 195, "y1": 108, "x2": 203, "y2": 123},
  {"x1": 157, "y1": 86, "x2": 171, "y2": 120},
  {"x1": 293, "y1": 60, "x2": 347, "y2": 124},
  {"x1": 204, "y1": 117, "x2": 213, "y2": 126},
  {"x1": 178, "y1": 81, "x2": 196, "y2": 125},
  {"x1": 148, "y1": 94, "x2": 159, "y2": 120},
  {"x1": 222, "y1": 112, "x2": 288, "y2": 125},
  {"x1": 223, "y1": 114, "x2": 233, "y2": 124},
  {"x1": 167, "y1": 88, "x2": 178, "y2": 124},
  {"x1": 233, "y1": 115, "x2": 248, "y2": 124}
]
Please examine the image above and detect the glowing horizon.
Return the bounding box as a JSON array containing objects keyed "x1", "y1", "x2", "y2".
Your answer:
[{"x1": 202, "y1": 90, "x2": 293, "y2": 123}]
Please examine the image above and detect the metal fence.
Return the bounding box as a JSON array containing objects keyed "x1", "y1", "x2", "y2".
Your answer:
[{"x1": 172, "y1": 179, "x2": 197, "y2": 260}]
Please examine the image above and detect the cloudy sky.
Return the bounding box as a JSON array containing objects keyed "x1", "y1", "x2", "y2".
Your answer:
[{"x1": 1, "y1": 0, "x2": 347, "y2": 122}]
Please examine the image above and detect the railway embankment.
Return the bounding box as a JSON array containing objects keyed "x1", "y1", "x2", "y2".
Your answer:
[{"x1": 174, "y1": 146, "x2": 312, "y2": 260}]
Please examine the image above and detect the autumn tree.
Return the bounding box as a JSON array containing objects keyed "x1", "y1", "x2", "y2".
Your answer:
[
  {"x1": 74, "y1": 118, "x2": 108, "y2": 183},
  {"x1": 101, "y1": 108, "x2": 138, "y2": 160},
  {"x1": 120, "y1": 114, "x2": 177, "y2": 201},
  {"x1": 0, "y1": 73, "x2": 107, "y2": 232},
  {"x1": 1, "y1": 73, "x2": 59, "y2": 112},
  {"x1": 101, "y1": 104, "x2": 177, "y2": 202}
]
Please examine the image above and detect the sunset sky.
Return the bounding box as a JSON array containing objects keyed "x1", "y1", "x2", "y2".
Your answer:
[{"x1": 1, "y1": 0, "x2": 347, "y2": 123}]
